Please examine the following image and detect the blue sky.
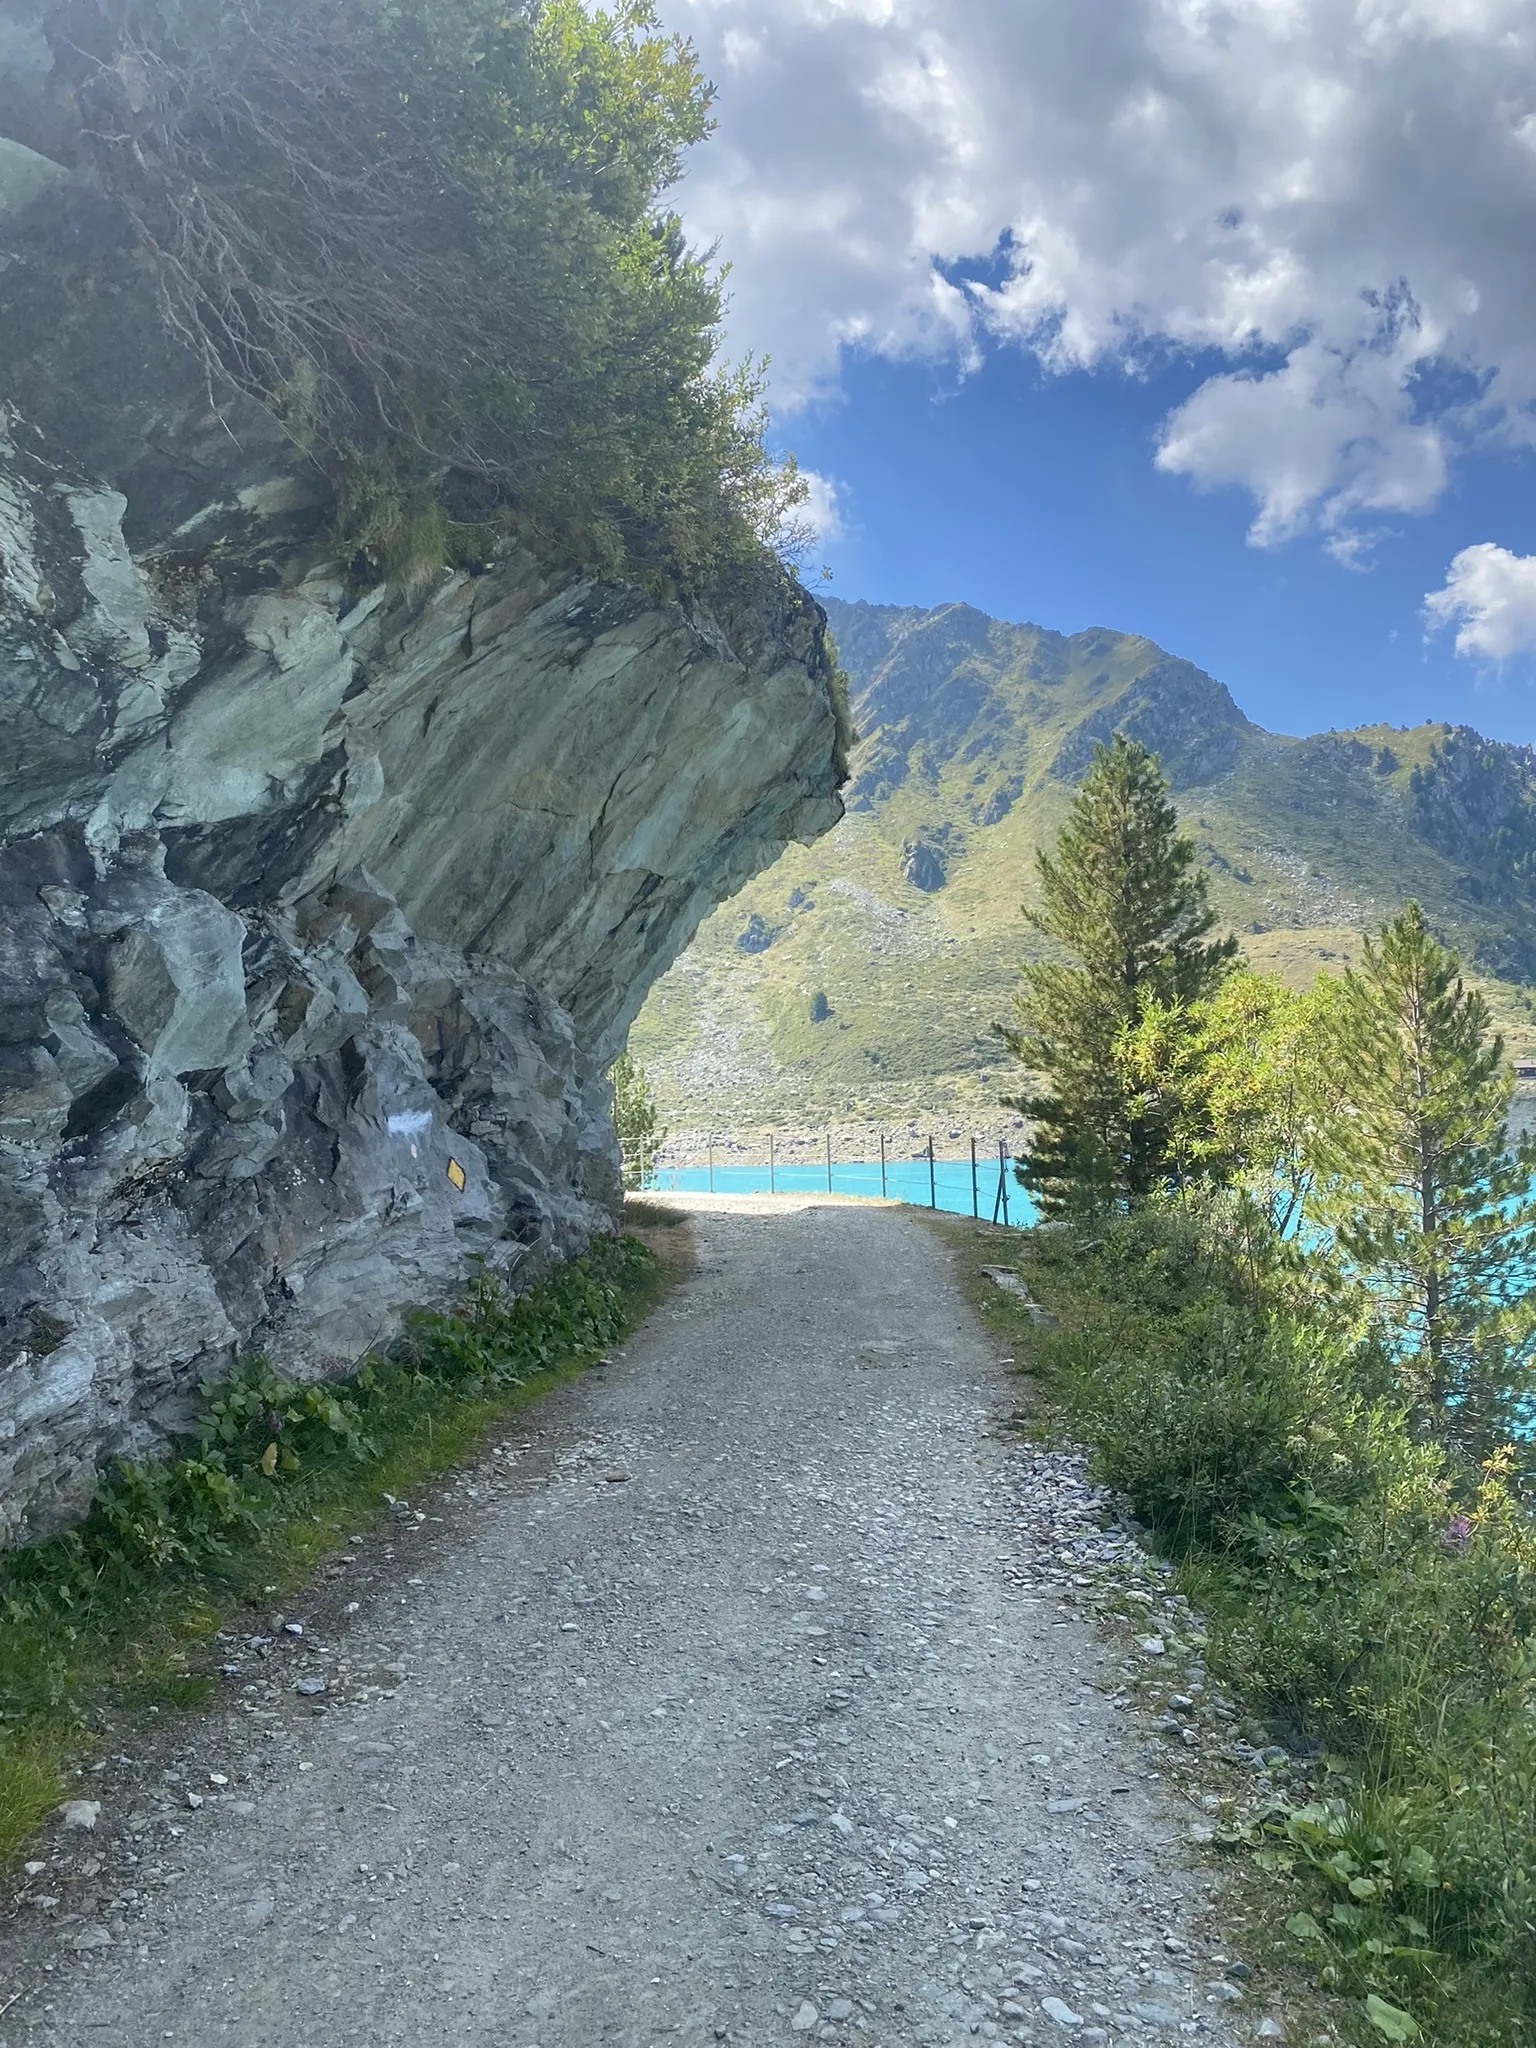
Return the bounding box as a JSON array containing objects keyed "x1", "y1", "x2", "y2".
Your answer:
[
  {"x1": 786, "y1": 345, "x2": 1536, "y2": 743},
  {"x1": 666, "y1": 0, "x2": 1536, "y2": 748}
]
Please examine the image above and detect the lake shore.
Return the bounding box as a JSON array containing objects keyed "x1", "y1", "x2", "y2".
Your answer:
[{"x1": 650, "y1": 1116, "x2": 1028, "y2": 1170}]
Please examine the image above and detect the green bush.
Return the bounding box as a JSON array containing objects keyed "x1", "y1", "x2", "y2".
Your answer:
[
  {"x1": 1017, "y1": 1209, "x2": 1536, "y2": 2041},
  {"x1": 40, "y1": 0, "x2": 808, "y2": 591},
  {"x1": 610, "y1": 1050, "x2": 666, "y2": 1188},
  {"x1": 1034, "y1": 1210, "x2": 1396, "y2": 1551},
  {"x1": 0, "y1": 1235, "x2": 650, "y2": 1632},
  {"x1": 0, "y1": 1235, "x2": 658, "y2": 1861}
]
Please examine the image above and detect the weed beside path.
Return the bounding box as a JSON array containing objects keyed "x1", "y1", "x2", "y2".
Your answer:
[
  {"x1": 0, "y1": 1228, "x2": 673, "y2": 1867},
  {"x1": 1, "y1": 1195, "x2": 1248, "y2": 2048},
  {"x1": 932, "y1": 1210, "x2": 1536, "y2": 2048}
]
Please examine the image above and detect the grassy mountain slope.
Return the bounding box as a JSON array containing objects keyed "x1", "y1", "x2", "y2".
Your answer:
[{"x1": 632, "y1": 597, "x2": 1536, "y2": 1127}]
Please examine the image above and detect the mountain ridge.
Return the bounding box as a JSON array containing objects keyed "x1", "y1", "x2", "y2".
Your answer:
[{"x1": 631, "y1": 595, "x2": 1536, "y2": 1127}]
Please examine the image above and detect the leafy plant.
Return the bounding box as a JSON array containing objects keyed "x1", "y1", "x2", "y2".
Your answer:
[
  {"x1": 611, "y1": 1049, "x2": 666, "y2": 1188},
  {"x1": 1002, "y1": 1205, "x2": 1536, "y2": 2044},
  {"x1": 38, "y1": 0, "x2": 808, "y2": 590},
  {"x1": 0, "y1": 1234, "x2": 660, "y2": 1864}
]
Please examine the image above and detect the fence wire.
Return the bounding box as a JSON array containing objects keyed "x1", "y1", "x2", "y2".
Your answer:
[{"x1": 621, "y1": 1131, "x2": 1033, "y2": 1228}]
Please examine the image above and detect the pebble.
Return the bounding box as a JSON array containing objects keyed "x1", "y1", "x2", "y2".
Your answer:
[
  {"x1": 1041, "y1": 1995, "x2": 1083, "y2": 2028},
  {"x1": 59, "y1": 1801, "x2": 101, "y2": 1831},
  {"x1": 9, "y1": 1207, "x2": 1258, "y2": 2048},
  {"x1": 1132, "y1": 2000, "x2": 1183, "y2": 2025}
]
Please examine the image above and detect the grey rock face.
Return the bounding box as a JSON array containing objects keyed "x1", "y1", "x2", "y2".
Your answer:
[
  {"x1": 1049, "y1": 657, "x2": 1253, "y2": 789},
  {"x1": 0, "y1": 423, "x2": 842, "y2": 1546},
  {"x1": 901, "y1": 839, "x2": 948, "y2": 892},
  {"x1": 736, "y1": 912, "x2": 777, "y2": 954},
  {"x1": 979, "y1": 776, "x2": 1023, "y2": 826}
]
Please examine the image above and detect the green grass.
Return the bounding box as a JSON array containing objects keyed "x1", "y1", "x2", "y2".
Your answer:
[
  {"x1": 932, "y1": 1209, "x2": 1536, "y2": 2048},
  {"x1": 0, "y1": 1232, "x2": 673, "y2": 1866},
  {"x1": 631, "y1": 600, "x2": 1535, "y2": 1129}
]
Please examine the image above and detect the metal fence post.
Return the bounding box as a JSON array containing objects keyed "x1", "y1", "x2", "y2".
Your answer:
[
  {"x1": 971, "y1": 1136, "x2": 979, "y2": 1218},
  {"x1": 879, "y1": 1131, "x2": 887, "y2": 1199},
  {"x1": 928, "y1": 1136, "x2": 937, "y2": 1209},
  {"x1": 769, "y1": 1131, "x2": 775, "y2": 1195},
  {"x1": 825, "y1": 1130, "x2": 833, "y2": 1193},
  {"x1": 708, "y1": 1141, "x2": 714, "y2": 1195},
  {"x1": 1000, "y1": 1141, "x2": 1011, "y2": 1226}
]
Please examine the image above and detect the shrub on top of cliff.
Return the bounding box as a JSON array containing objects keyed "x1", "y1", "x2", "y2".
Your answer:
[{"x1": 39, "y1": 0, "x2": 807, "y2": 591}]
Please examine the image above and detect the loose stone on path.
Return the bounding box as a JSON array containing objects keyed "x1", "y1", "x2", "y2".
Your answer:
[{"x1": 2, "y1": 1196, "x2": 1252, "y2": 2048}]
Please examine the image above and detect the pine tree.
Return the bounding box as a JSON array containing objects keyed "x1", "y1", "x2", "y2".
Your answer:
[
  {"x1": 1001, "y1": 734, "x2": 1236, "y2": 1215},
  {"x1": 1314, "y1": 902, "x2": 1536, "y2": 1454}
]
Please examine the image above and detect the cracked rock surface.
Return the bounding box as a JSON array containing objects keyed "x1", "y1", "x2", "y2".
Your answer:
[
  {"x1": 0, "y1": 26, "x2": 842, "y2": 1539},
  {"x1": 0, "y1": 374, "x2": 840, "y2": 1542},
  {"x1": 2, "y1": 1199, "x2": 1250, "y2": 2047}
]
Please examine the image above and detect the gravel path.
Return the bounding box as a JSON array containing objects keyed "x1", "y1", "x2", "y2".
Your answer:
[{"x1": 1, "y1": 1196, "x2": 1249, "y2": 2048}]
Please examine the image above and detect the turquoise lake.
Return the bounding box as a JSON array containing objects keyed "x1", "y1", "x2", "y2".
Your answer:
[{"x1": 644, "y1": 1156, "x2": 1038, "y2": 1227}]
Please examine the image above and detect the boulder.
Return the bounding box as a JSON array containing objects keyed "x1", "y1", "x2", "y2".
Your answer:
[{"x1": 902, "y1": 839, "x2": 948, "y2": 892}]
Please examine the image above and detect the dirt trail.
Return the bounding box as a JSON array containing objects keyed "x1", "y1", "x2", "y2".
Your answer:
[{"x1": 1, "y1": 1196, "x2": 1246, "y2": 2048}]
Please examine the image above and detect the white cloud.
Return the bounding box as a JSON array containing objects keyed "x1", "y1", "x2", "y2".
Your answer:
[
  {"x1": 1153, "y1": 341, "x2": 1448, "y2": 547},
  {"x1": 670, "y1": 0, "x2": 1536, "y2": 548},
  {"x1": 1425, "y1": 544, "x2": 1536, "y2": 662},
  {"x1": 796, "y1": 468, "x2": 846, "y2": 547}
]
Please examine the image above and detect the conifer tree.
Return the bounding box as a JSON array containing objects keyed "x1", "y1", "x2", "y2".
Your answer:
[
  {"x1": 1001, "y1": 734, "x2": 1236, "y2": 1214},
  {"x1": 1314, "y1": 903, "x2": 1536, "y2": 1453}
]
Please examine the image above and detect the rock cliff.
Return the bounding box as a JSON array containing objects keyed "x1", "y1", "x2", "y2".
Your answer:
[{"x1": 0, "y1": 72, "x2": 843, "y2": 1541}]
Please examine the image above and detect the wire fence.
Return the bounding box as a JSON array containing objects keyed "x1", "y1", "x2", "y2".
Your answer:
[{"x1": 622, "y1": 1128, "x2": 1035, "y2": 1228}]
